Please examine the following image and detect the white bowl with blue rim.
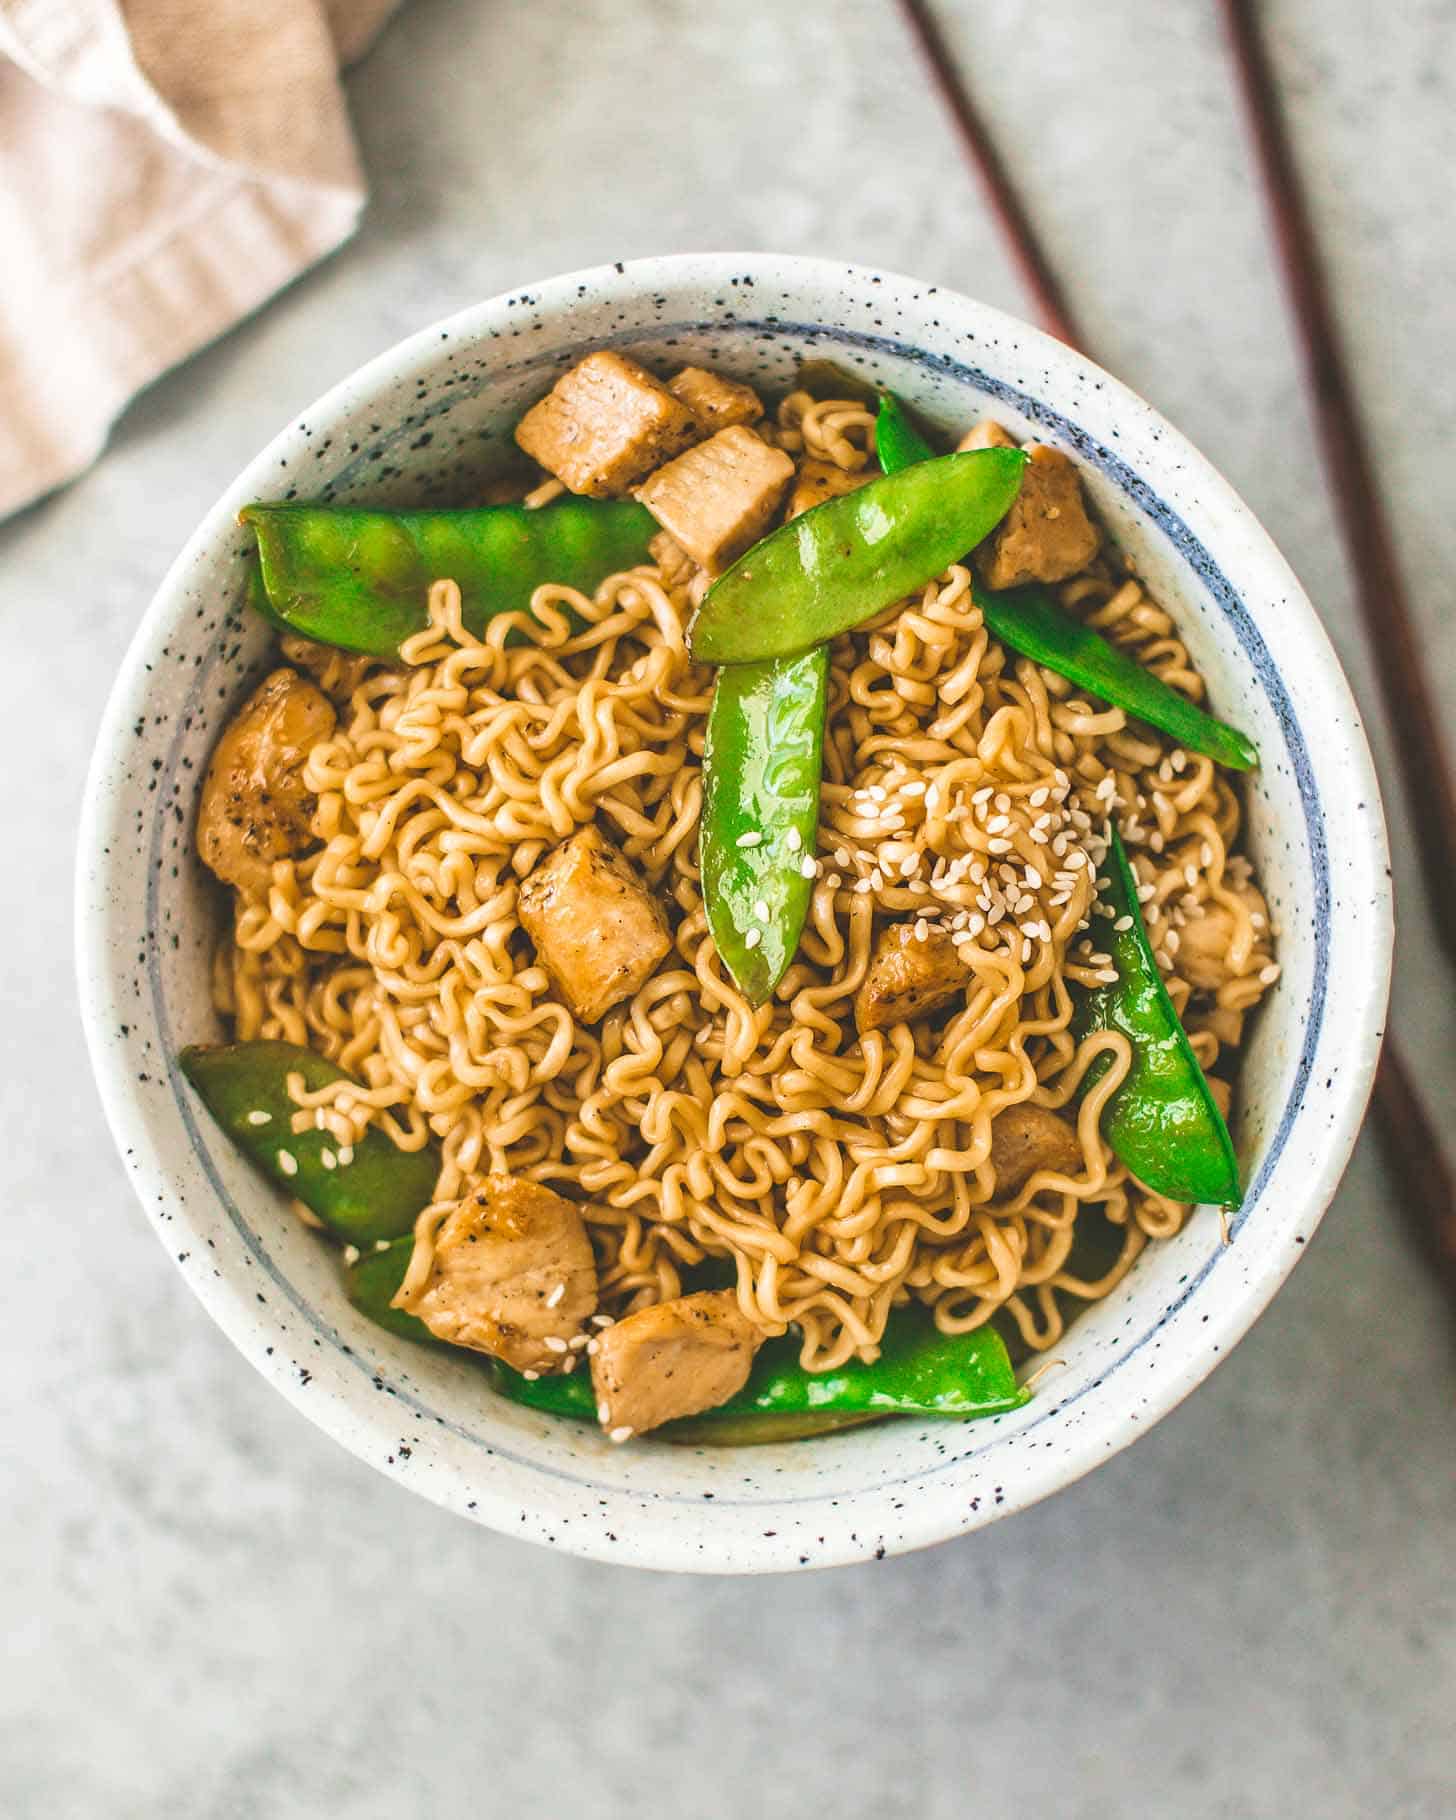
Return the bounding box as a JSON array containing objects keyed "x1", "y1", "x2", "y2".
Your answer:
[{"x1": 76, "y1": 254, "x2": 1392, "y2": 1572}]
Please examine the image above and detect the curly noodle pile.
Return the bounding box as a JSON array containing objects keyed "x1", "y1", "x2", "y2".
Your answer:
[{"x1": 214, "y1": 393, "x2": 1278, "y2": 1368}]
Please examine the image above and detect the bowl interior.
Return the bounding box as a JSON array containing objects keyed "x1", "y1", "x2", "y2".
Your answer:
[{"x1": 78, "y1": 257, "x2": 1389, "y2": 1571}]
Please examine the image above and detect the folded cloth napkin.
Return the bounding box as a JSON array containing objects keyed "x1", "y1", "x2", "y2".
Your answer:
[{"x1": 0, "y1": 0, "x2": 400, "y2": 519}]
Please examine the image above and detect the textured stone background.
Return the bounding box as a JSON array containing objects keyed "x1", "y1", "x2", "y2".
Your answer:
[{"x1": 3, "y1": 2, "x2": 1454, "y2": 1814}]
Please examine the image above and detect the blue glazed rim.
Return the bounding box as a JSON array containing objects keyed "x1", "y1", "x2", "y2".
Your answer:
[{"x1": 139, "y1": 312, "x2": 1329, "y2": 1513}]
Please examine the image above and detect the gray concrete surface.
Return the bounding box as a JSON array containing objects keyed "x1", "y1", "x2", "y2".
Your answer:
[{"x1": 3, "y1": 1, "x2": 1454, "y2": 1814}]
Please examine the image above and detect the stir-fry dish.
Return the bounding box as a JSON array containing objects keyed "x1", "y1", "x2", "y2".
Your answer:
[{"x1": 183, "y1": 351, "x2": 1278, "y2": 1446}]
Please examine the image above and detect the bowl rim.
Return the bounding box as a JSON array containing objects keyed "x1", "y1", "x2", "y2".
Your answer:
[{"x1": 76, "y1": 252, "x2": 1392, "y2": 1572}]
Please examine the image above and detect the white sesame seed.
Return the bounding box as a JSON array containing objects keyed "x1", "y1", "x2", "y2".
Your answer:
[
  {"x1": 246, "y1": 1110, "x2": 271, "y2": 1127},
  {"x1": 751, "y1": 898, "x2": 768, "y2": 921},
  {"x1": 523, "y1": 1369, "x2": 541, "y2": 1381},
  {"x1": 591, "y1": 1313, "x2": 615, "y2": 1328},
  {"x1": 1259, "y1": 963, "x2": 1281, "y2": 985},
  {"x1": 1024, "y1": 866, "x2": 1043, "y2": 889},
  {"x1": 902, "y1": 780, "x2": 926, "y2": 797},
  {"x1": 1113, "y1": 914, "x2": 1134, "y2": 932},
  {"x1": 374, "y1": 1239, "x2": 390, "y2": 1252},
  {"x1": 801, "y1": 856, "x2": 818, "y2": 878},
  {"x1": 1164, "y1": 929, "x2": 1181, "y2": 954},
  {"x1": 544, "y1": 1335, "x2": 569, "y2": 1354},
  {"x1": 276, "y1": 1149, "x2": 298, "y2": 1177},
  {"x1": 868, "y1": 784, "x2": 887, "y2": 802},
  {"x1": 1171, "y1": 749, "x2": 1188, "y2": 773},
  {"x1": 744, "y1": 927, "x2": 762, "y2": 948},
  {"x1": 1150, "y1": 832, "x2": 1165, "y2": 853},
  {"x1": 546, "y1": 1282, "x2": 566, "y2": 1308},
  {"x1": 1201, "y1": 841, "x2": 1214, "y2": 867},
  {"x1": 853, "y1": 878, "x2": 872, "y2": 895},
  {"x1": 736, "y1": 831, "x2": 762, "y2": 849},
  {"x1": 786, "y1": 827, "x2": 802, "y2": 852},
  {"x1": 320, "y1": 1149, "x2": 336, "y2": 1171},
  {"x1": 609, "y1": 1425, "x2": 635, "y2": 1444},
  {"x1": 1137, "y1": 882, "x2": 1157, "y2": 902},
  {"x1": 586, "y1": 1338, "x2": 599, "y2": 1355},
  {"x1": 337, "y1": 1145, "x2": 354, "y2": 1167},
  {"x1": 598, "y1": 1402, "x2": 610, "y2": 1422},
  {"x1": 988, "y1": 838, "x2": 1013, "y2": 855},
  {"x1": 1029, "y1": 786, "x2": 1050, "y2": 808},
  {"x1": 1184, "y1": 864, "x2": 1199, "y2": 888},
  {"x1": 343, "y1": 1245, "x2": 360, "y2": 1265},
  {"x1": 986, "y1": 814, "x2": 1011, "y2": 834},
  {"x1": 835, "y1": 847, "x2": 851, "y2": 867},
  {"x1": 972, "y1": 786, "x2": 993, "y2": 806},
  {"x1": 569, "y1": 1333, "x2": 590, "y2": 1349}
]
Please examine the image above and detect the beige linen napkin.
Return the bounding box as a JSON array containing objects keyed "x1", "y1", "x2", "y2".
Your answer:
[{"x1": 0, "y1": 0, "x2": 400, "y2": 519}]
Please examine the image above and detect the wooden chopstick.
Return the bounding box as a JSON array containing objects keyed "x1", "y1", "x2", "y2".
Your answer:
[
  {"x1": 896, "y1": 0, "x2": 1449, "y2": 1277},
  {"x1": 1220, "y1": 0, "x2": 1456, "y2": 963},
  {"x1": 895, "y1": 0, "x2": 1083, "y2": 348}
]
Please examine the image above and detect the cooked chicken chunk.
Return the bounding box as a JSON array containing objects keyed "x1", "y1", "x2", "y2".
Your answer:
[
  {"x1": 854, "y1": 923, "x2": 971, "y2": 1034},
  {"x1": 989, "y1": 1103, "x2": 1083, "y2": 1196},
  {"x1": 196, "y1": 667, "x2": 335, "y2": 894},
  {"x1": 667, "y1": 365, "x2": 764, "y2": 434},
  {"x1": 1176, "y1": 883, "x2": 1271, "y2": 991},
  {"x1": 590, "y1": 1290, "x2": 763, "y2": 1436},
  {"x1": 976, "y1": 444, "x2": 1102, "y2": 590},
  {"x1": 635, "y1": 425, "x2": 795, "y2": 573},
  {"x1": 514, "y1": 351, "x2": 697, "y2": 497},
  {"x1": 787, "y1": 456, "x2": 870, "y2": 520},
  {"x1": 394, "y1": 1175, "x2": 598, "y2": 1373},
  {"x1": 278, "y1": 632, "x2": 377, "y2": 705},
  {"x1": 648, "y1": 528, "x2": 698, "y2": 589},
  {"x1": 957, "y1": 418, "x2": 1018, "y2": 452},
  {"x1": 518, "y1": 825, "x2": 671, "y2": 1022},
  {"x1": 1205, "y1": 1075, "x2": 1233, "y2": 1120}
]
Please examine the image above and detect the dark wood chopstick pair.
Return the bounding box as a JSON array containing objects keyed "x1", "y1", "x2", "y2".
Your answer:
[{"x1": 896, "y1": 0, "x2": 1456, "y2": 1302}]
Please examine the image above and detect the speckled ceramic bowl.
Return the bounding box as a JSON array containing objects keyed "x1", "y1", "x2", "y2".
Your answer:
[{"x1": 77, "y1": 255, "x2": 1391, "y2": 1572}]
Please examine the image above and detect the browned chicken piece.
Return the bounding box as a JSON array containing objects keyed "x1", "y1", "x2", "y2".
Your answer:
[
  {"x1": 787, "y1": 456, "x2": 871, "y2": 520},
  {"x1": 1200, "y1": 1003, "x2": 1245, "y2": 1050},
  {"x1": 854, "y1": 923, "x2": 972, "y2": 1034},
  {"x1": 518, "y1": 825, "x2": 671, "y2": 1022},
  {"x1": 394, "y1": 1175, "x2": 598, "y2": 1373},
  {"x1": 988, "y1": 1103, "x2": 1084, "y2": 1196},
  {"x1": 590, "y1": 1290, "x2": 764, "y2": 1436},
  {"x1": 957, "y1": 418, "x2": 1018, "y2": 451},
  {"x1": 648, "y1": 528, "x2": 698, "y2": 590},
  {"x1": 278, "y1": 633, "x2": 377, "y2": 705},
  {"x1": 667, "y1": 365, "x2": 764, "y2": 434},
  {"x1": 1205, "y1": 1075, "x2": 1233, "y2": 1120},
  {"x1": 635, "y1": 425, "x2": 795, "y2": 574},
  {"x1": 514, "y1": 351, "x2": 697, "y2": 497},
  {"x1": 196, "y1": 667, "x2": 336, "y2": 894},
  {"x1": 976, "y1": 444, "x2": 1102, "y2": 590},
  {"x1": 1176, "y1": 882, "x2": 1271, "y2": 991}
]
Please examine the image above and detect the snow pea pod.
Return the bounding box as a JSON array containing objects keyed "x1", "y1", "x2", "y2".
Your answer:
[
  {"x1": 179, "y1": 1041, "x2": 440, "y2": 1243},
  {"x1": 344, "y1": 1236, "x2": 435, "y2": 1343},
  {"x1": 687, "y1": 447, "x2": 1026, "y2": 664},
  {"x1": 490, "y1": 1312, "x2": 1027, "y2": 1444},
  {"x1": 701, "y1": 646, "x2": 829, "y2": 1004},
  {"x1": 873, "y1": 394, "x2": 1258, "y2": 769},
  {"x1": 1076, "y1": 828, "x2": 1242, "y2": 1207},
  {"x1": 241, "y1": 498, "x2": 658, "y2": 657}
]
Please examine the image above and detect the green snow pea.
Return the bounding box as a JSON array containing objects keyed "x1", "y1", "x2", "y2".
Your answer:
[
  {"x1": 343, "y1": 1236, "x2": 434, "y2": 1343},
  {"x1": 1075, "y1": 828, "x2": 1242, "y2": 1207},
  {"x1": 179, "y1": 1041, "x2": 440, "y2": 1243},
  {"x1": 700, "y1": 646, "x2": 830, "y2": 1004},
  {"x1": 489, "y1": 1312, "x2": 1027, "y2": 1445},
  {"x1": 687, "y1": 447, "x2": 1026, "y2": 664},
  {"x1": 241, "y1": 498, "x2": 658, "y2": 657},
  {"x1": 873, "y1": 394, "x2": 1258, "y2": 769}
]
